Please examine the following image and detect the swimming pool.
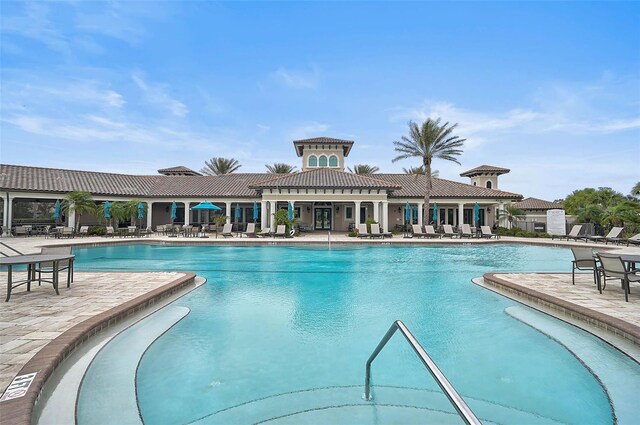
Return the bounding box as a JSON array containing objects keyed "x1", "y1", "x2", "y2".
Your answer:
[{"x1": 70, "y1": 244, "x2": 640, "y2": 424}]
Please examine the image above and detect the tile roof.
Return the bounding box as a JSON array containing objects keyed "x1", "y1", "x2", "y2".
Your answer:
[
  {"x1": 460, "y1": 165, "x2": 511, "y2": 177},
  {"x1": 251, "y1": 168, "x2": 401, "y2": 190},
  {"x1": 147, "y1": 173, "x2": 266, "y2": 198},
  {"x1": 376, "y1": 174, "x2": 522, "y2": 199},
  {"x1": 292, "y1": 137, "x2": 354, "y2": 156},
  {"x1": 157, "y1": 166, "x2": 202, "y2": 176},
  {"x1": 513, "y1": 197, "x2": 563, "y2": 210}
]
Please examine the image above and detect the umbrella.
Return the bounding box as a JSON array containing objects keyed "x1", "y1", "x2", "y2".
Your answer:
[
  {"x1": 288, "y1": 202, "x2": 294, "y2": 220},
  {"x1": 413, "y1": 205, "x2": 418, "y2": 222},
  {"x1": 235, "y1": 203, "x2": 241, "y2": 220},
  {"x1": 253, "y1": 201, "x2": 259, "y2": 222},
  {"x1": 104, "y1": 201, "x2": 111, "y2": 220},
  {"x1": 137, "y1": 202, "x2": 144, "y2": 220},
  {"x1": 474, "y1": 202, "x2": 481, "y2": 225},
  {"x1": 432, "y1": 203, "x2": 438, "y2": 224},
  {"x1": 191, "y1": 201, "x2": 221, "y2": 211},
  {"x1": 405, "y1": 202, "x2": 411, "y2": 223},
  {"x1": 53, "y1": 199, "x2": 61, "y2": 223},
  {"x1": 171, "y1": 201, "x2": 177, "y2": 222}
]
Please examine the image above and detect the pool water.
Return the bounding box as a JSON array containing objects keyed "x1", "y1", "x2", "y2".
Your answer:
[{"x1": 72, "y1": 244, "x2": 639, "y2": 424}]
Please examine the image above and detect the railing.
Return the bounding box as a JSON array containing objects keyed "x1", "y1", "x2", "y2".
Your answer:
[{"x1": 364, "y1": 320, "x2": 481, "y2": 425}]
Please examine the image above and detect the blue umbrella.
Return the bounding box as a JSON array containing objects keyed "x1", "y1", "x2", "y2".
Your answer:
[
  {"x1": 235, "y1": 203, "x2": 241, "y2": 219},
  {"x1": 287, "y1": 202, "x2": 294, "y2": 220},
  {"x1": 432, "y1": 202, "x2": 438, "y2": 223},
  {"x1": 104, "y1": 201, "x2": 111, "y2": 220},
  {"x1": 405, "y1": 202, "x2": 411, "y2": 222},
  {"x1": 191, "y1": 201, "x2": 221, "y2": 211},
  {"x1": 137, "y1": 202, "x2": 144, "y2": 220},
  {"x1": 253, "y1": 201, "x2": 259, "y2": 222},
  {"x1": 474, "y1": 202, "x2": 481, "y2": 224},
  {"x1": 53, "y1": 200, "x2": 61, "y2": 220},
  {"x1": 413, "y1": 205, "x2": 418, "y2": 222},
  {"x1": 171, "y1": 201, "x2": 177, "y2": 221}
]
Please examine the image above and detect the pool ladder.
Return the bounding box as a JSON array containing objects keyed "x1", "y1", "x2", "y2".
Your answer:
[{"x1": 364, "y1": 320, "x2": 482, "y2": 425}]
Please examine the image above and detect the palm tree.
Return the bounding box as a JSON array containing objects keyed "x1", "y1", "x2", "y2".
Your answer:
[
  {"x1": 631, "y1": 182, "x2": 640, "y2": 199},
  {"x1": 61, "y1": 191, "x2": 96, "y2": 231},
  {"x1": 393, "y1": 118, "x2": 465, "y2": 219},
  {"x1": 496, "y1": 205, "x2": 525, "y2": 229},
  {"x1": 265, "y1": 163, "x2": 296, "y2": 174},
  {"x1": 200, "y1": 157, "x2": 241, "y2": 175},
  {"x1": 348, "y1": 164, "x2": 379, "y2": 174},
  {"x1": 402, "y1": 165, "x2": 439, "y2": 178}
]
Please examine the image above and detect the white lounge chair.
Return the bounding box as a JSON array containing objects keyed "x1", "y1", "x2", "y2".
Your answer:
[
  {"x1": 273, "y1": 225, "x2": 286, "y2": 238},
  {"x1": 460, "y1": 224, "x2": 474, "y2": 238},
  {"x1": 442, "y1": 225, "x2": 457, "y2": 238},
  {"x1": 586, "y1": 227, "x2": 623, "y2": 244},
  {"x1": 243, "y1": 223, "x2": 256, "y2": 237},
  {"x1": 79, "y1": 226, "x2": 89, "y2": 237},
  {"x1": 552, "y1": 225, "x2": 582, "y2": 241},
  {"x1": 626, "y1": 233, "x2": 640, "y2": 247},
  {"x1": 424, "y1": 225, "x2": 441, "y2": 239},
  {"x1": 370, "y1": 224, "x2": 391, "y2": 238},
  {"x1": 411, "y1": 224, "x2": 427, "y2": 238},
  {"x1": 480, "y1": 226, "x2": 499, "y2": 239},
  {"x1": 257, "y1": 227, "x2": 271, "y2": 237},
  {"x1": 221, "y1": 223, "x2": 233, "y2": 238},
  {"x1": 357, "y1": 224, "x2": 370, "y2": 239}
]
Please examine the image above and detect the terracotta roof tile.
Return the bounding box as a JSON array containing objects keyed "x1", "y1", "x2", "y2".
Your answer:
[
  {"x1": 157, "y1": 166, "x2": 202, "y2": 176},
  {"x1": 513, "y1": 197, "x2": 563, "y2": 210},
  {"x1": 251, "y1": 168, "x2": 400, "y2": 190},
  {"x1": 460, "y1": 165, "x2": 511, "y2": 177},
  {"x1": 376, "y1": 174, "x2": 522, "y2": 199}
]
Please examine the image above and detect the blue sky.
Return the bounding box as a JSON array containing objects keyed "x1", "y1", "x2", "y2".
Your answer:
[{"x1": 1, "y1": 1, "x2": 639, "y2": 200}]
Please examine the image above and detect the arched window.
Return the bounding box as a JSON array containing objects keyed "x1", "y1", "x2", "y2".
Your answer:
[
  {"x1": 329, "y1": 155, "x2": 338, "y2": 167},
  {"x1": 308, "y1": 155, "x2": 318, "y2": 167},
  {"x1": 486, "y1": 181, "x2": 492, "y2": 189},
  {"x1": 319, "y1": 155, "x2": 328, "y2": 167},
  {"x1": 473, "y1": 182, "x2": 477, "y2": 186}
]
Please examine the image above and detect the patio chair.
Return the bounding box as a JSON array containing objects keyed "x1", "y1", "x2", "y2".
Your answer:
[
  {"x1": 442, "y1": 225, "x2": 457, "y2": 238},
  {"x1": 586, "y1": 227, "x2": 623, "y2": 244},
  {"x1": 424, "y1": 225, "x2": 441, "y2": 239},
  {"x1": 411, "y1": 224, "x2": 427, "y2": 238},
  {"x1": 257, "y1": 227, "x2": 271, "y2": 237},
  {"x1": 13, "y1": 226, "x2": 28, "y2": 237},
  {"x1": 273, "y1": 225, "x2": 286, "y2": 238},
  {"x1": 369, "y1": 224, "x2": 385, "y2": 239},
  {"x1": 552, "y1": 225, "x2": 582, "y2": 241},
  {"x1": 357, "y1": 224, "x2": 370, "y2": 239},
  {"x1": 61, "y1": 227, "x2": 74, "y2": 238},
  {"x1": 604, "y1": 228, "x2": 627, "y2": 245},
  {"x1": 460, "y1": 224, "x2": 474, "y2": 238},
  {"x1": 570, "y1": 247, "x2": 598, "y2": 286},
  {"x1": 156, "y1": 224, "x2": 165, "y2": 235},
  {"x1": 243, "y1": 223, "x2": 257, "y2": 237},
  {"x1": 79, "y1": 226, "x2": 89, "y2": 237},
  {"x1": 480, "y1": 226, "x2": 499, "y2": 239},
  {"x1": 596, "y1": 253, "x2": 640, "y2": 302},
  {"x1": 221, "y1": 223, "x2": 233, "y2": 238},
  {"x1": 127, "y1": 226, "x2": 138, "y2": 237},
  {"x1": 105, "y1": 226, "x2": 114, "y2": 237},
  {"x1": 34, "y1": 246, "x2": 74, "y2": 288},
  {"x1": 626, "y1": 233, "x2": 640, "y2": 247}
]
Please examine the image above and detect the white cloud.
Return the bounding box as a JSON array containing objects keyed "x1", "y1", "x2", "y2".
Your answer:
[
  {"x1": 132, "y1": 72, "x2": 188, "y2": 117},
  {"x1": 273, "y1": 66, "x2": 320, "y2": 89},
  {"x1": 288, "y1": 122, "x2": 330, "y2": 140}
]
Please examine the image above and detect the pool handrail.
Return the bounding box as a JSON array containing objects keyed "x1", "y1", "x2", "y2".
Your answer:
[{"x1": 364, "y1": 320, "x2": 482, "y2": 425}]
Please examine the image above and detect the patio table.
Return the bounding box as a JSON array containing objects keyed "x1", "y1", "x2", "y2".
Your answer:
[{"x1": 1, "y1": 253, "x2": 75, "y2": 302}]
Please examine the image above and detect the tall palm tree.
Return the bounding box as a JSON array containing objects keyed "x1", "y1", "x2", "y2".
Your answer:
[
  {"x1": 496, "y1": 204, "x2": 525, "y2": 229},
  {"x1": 61, "y1": 191, "x2": 96, "y2": 231},
  {"x1": 393, "y1": 118, "x2": 465, "y2": 219},
  {"x1": 348, "y1": 164, "x2": 379, "y2": 174},
  {"x1": 265, "y1": 163, "x2": 297, "y2": 174},
  {"x1": 200, "y1": 157, "x2": 241, "y2": 175},
  {"x1": 402, "y1": 165, "x2": 439, "y2": 178},
  {"x1": 631, "y1": 182, "x2": 640, "y2": 199}
]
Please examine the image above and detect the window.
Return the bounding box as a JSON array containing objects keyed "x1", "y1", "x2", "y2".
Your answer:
[
  {"x1": 486, "y1": 181, "x2": 492, "y2": 189},
  {"x1": 473, "y1": 182, "x2": 477, "y2": 186},
  {"x1": 319, "y1": 155, "x2": 328, "y2": 167},
  {"x1": 295, "y1": 207, "x2": 301, "y2": 218},
  {"x1": 345, "y1": 206, "x2": 353, "y2": 220},
  {"x1": 329, "y1": 155, "x2": 338, "y2": 167},
  {"x1": 308, "y1": 155, "x2": 318, "y2": 167}
]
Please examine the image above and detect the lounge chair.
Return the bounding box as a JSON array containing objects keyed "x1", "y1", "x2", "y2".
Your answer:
[
  {"x1": 480, "y1": 226, "x2": 499, "y2": 239},
  {"x1": 273, "y1": 225, "x2": 286, "y2": 238},
  {"x1": 442, "y1": 225, "x2": 457, "y2": 238},
  {"x1": 357, "y1": 224, "x2": 370, "y2": 239},
  {"x1": 370, "y1": 224, "x2": 391, "y2": 238},
  {"x1": 105, "y1": 226, "x2": 115, "y2": 237},
  {"x1": 552, "y1": 225, "x2": 582, "y2": 241},
  {"x1": 596, "y1": 253, "x2": 640, "y2": 302},
  {"x1": 13, "y1": 226, "x2": 28, "y2": 237},
  {"x1": 586, "y1": 227, "x2": 623, "y2": 244},
  {"x1": 604, "y1": 227, "x2": 626, "y2": 245},
  {"x1": 626, "y1": 233, "x2": 640, "y2": 247},
  {"x1": 79, "y1": 226, "x2": 89, "y2": 237},
  {"x1": 570, "y1": 247, "x2": 598, "y2": 286},
  {"x1": 156, "y1": 224, "x2": 166, "y2": 235},
  {"x1": 424, "y1": 225, "x2": 441, "y2": 239},
  {"x1": 35, "y1": 246, "x2": 74, "y2": 288},
  {"x1": 61, "y1": 227, "x2": 74, "y2": 238},
  {"x1": 257, "y1": 227, "x2": 271, "y2": 237},
  {"x1": 243, "y1": 223, "x2": 257, "y2": 237},
  {"x1": 460, "y1": 224, "x2": 474, "y2": 238},
  {"x1": 411, "y1": 224, "x2": 427, "y2": 238},
  {"x1": 221, "y1": 223, "x2": 233, "y2": 238}
]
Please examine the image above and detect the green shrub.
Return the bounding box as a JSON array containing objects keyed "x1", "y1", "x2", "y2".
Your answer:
[
  {"x1": 348, "y1": 229, "x2": 358, "y2": 237},
  {"x1": 495, "y1": 227, "x2": 550, "y2": 238},
  {"x1": 88, "y1": 226, "x2": 106, "y2": 236}
]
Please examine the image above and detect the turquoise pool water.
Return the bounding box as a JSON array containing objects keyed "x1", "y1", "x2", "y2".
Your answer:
[{"x1": 73, "y1": 244, "x2": 639, "y2": 424}]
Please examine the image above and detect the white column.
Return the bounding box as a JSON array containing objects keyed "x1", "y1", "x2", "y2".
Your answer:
[
  {"x1": 497, "y1": 203, "x2": 506, "y2": 228},
  {"x1": 146, "y1": 202, "x2": 153, "y2": 229},
  {"x1": 3, "y1": 195, "x2": 11, "y2": 236},
  {"x1": 373, "y1": 201, "x2": 380, "y2": 223},
  {"x1": 458, "y1": 202, "x2": 465, "y2": 226},
  {"x1": 354, "y1": 201, "x2": 361, "y2": 226},
  {"x1": 382, "y1": 201, "x2": 389, "y2": 232},
  {"x1": 225, "y1": 202, "x2": 232, "y2": 224},
  {"x1": 261, "y1": 201, "x2": 268, "y2": 228},
  {"x1": 417, "y1": 202, "x2": 424, "y2": 226},
  {"x1": 183, "y1": 202, "x2": 190, "y2": 226},
  {"x1": 269, "y1": 201, "x2": 276, "y2": 229},
  {"x1": 68, "y1": 203, "x2": 76, "y2": 229}
]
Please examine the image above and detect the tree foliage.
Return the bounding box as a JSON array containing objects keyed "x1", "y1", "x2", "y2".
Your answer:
[
  {"x1": 402, "y1": 165, "x2": 439, "y2": 178},
  {"x1": 61, "y1": 191, "x2": 96, "y2": 231},
  {"x1": 201, "y1": 157, "x2": 241, "y2": 175},
  {"x1": 496, "y1": 205, "x2": 525, "y2": 228},
  {"x1": 265, "y1": 163, "x2": 296, "y2": 174},
  {"x1": 348, "y1": 164, "x2": 379, "y2": 174},
  {"x1": 631, "y1": 182, "x2": 640, "y2": 198},
  {"x1": 562, "y1": 187, "x2": 640, "y2": 233}
]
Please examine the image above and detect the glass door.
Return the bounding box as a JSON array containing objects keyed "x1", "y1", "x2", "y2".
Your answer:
[{"x1": 314, "y1": 208, "x2": 332, "y2": 230}]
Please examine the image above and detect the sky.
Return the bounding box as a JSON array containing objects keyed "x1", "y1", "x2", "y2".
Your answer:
[{"x1": 1, "y1": 1, "x2": 639, "y2": 201}]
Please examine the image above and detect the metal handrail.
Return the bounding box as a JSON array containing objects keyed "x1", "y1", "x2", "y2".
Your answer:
[{"x1": 364, "y1": 320, "x2": 481, "y2": 425}]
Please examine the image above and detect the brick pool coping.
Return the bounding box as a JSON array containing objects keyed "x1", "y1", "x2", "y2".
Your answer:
[
  {"x1": 483, "y1": 273, "x2": 640, "y2": 347},
  {"x1": 1, "y1": 272, "x2": 196, "y2": 425}
]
